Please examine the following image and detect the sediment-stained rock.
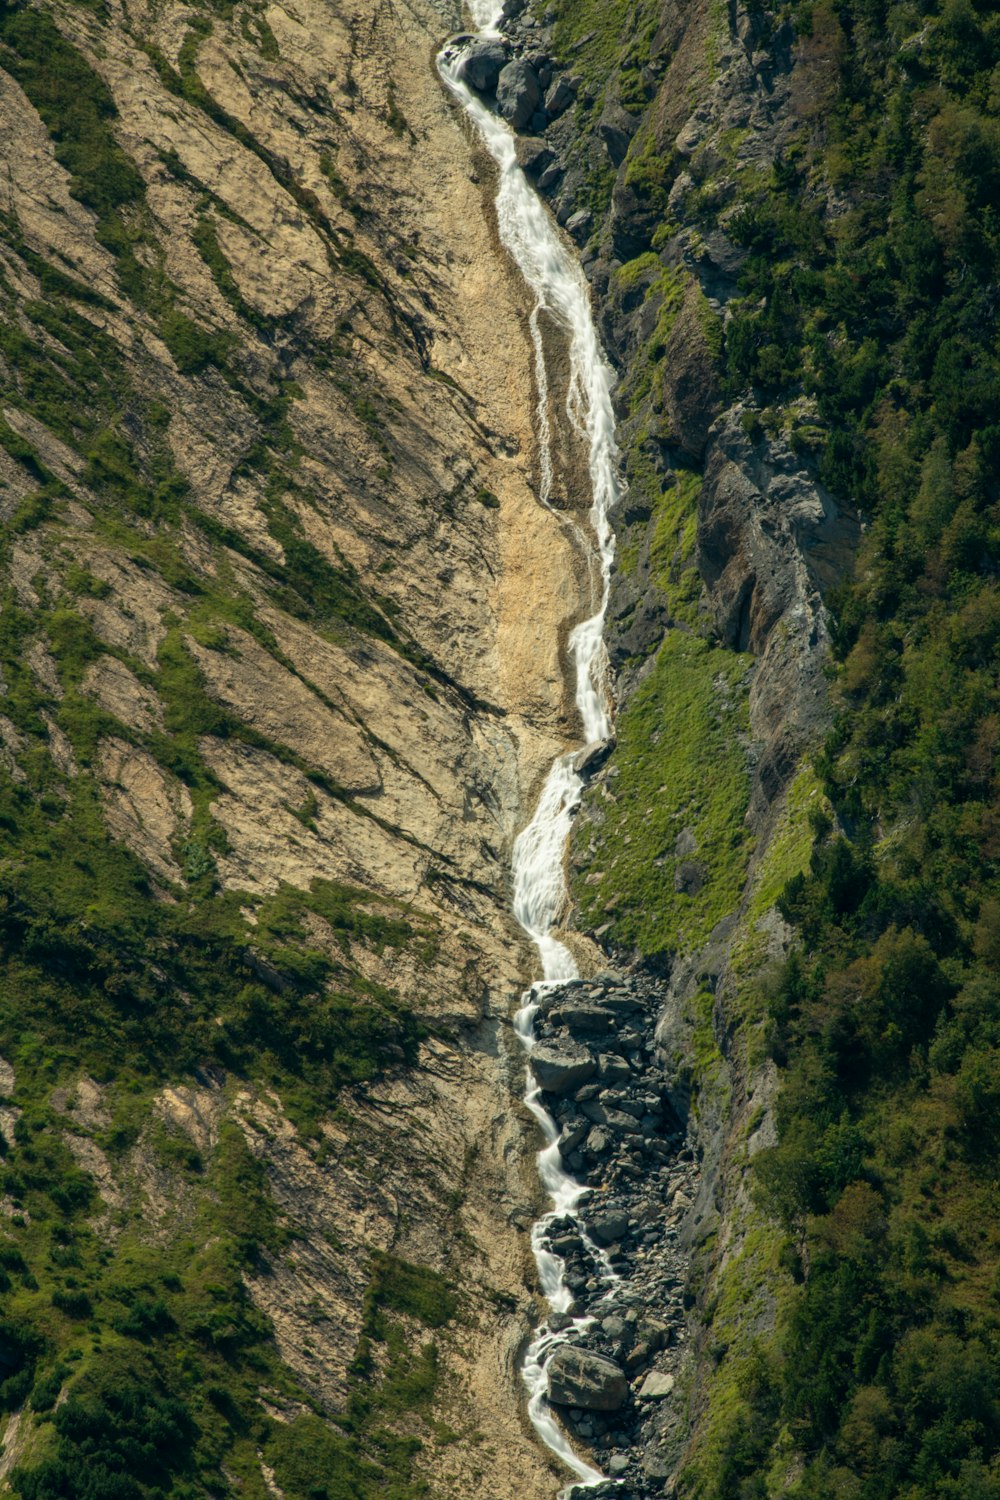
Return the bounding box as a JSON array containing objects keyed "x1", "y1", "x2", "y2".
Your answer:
[{"x1": 546, "y1": 1347, "x2": 629, "y2": 1411}]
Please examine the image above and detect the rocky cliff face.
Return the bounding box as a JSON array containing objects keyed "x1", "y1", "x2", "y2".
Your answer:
[{"x1": 0, "y1": 0, "x2": 605, "y2": 1493}]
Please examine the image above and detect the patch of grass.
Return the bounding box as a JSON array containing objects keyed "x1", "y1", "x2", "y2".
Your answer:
[
  {"x1": 573, "y1": 632, "x2": 753, "y2": 962},
  {"x1": 0, "y1": 10, "x2": 164, "y2": 304},
  {"x1": 619, "y1": 263, "x2": 689, "y2": 415},
  {"x1": 240, "y1": 10, "x2": 279, "y2": 58},
  {"x1": 647, "y1": 468, "x2": 703, "y2": 625},
  {"x1": 0, "y1": 11, "x2": 144, "y2": 228},
  {"x1": 611, "y1": 251, "x2": 661, "y2": 291},
  {"x1": 681, "y1": 1226, "x2": 790, "y2": 1500},
  {"x1": 745, "y1": 764, "x2": 825, "y2": 931},
  {"x1": 158, "y1": 305, "x2": 234, "y2": 376},
  {"x1": 192, "y1": 214, "x2": 272, "y2": 333}
]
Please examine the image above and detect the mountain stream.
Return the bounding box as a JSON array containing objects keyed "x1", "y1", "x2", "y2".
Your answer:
[{"x1": 440, "y1": 14, "x2": 625, "y2": 1492}]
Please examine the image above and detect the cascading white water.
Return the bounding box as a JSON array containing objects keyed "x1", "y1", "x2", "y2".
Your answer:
[{"x1": 440, "y1": 17, "x2": 625, "y2": 1495}]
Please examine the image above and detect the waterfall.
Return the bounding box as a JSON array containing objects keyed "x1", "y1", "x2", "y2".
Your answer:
[{"x1": 439, "y1": 20, "x2": 623, "y2": 1495}]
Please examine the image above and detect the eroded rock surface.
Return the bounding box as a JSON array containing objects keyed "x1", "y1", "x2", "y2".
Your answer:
[{"x1": 0, "y1": 0, "x2": 594, "y2": 1493}]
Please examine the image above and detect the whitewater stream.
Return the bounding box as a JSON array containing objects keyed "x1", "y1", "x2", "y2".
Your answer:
[{"x1": 440, "y1": 13, "x2": 624, "y2": 1493}]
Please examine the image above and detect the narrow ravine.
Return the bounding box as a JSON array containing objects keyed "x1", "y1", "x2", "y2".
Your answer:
[{"x1": 440, "y1": 15, "x2": 625, "y2": 1492}]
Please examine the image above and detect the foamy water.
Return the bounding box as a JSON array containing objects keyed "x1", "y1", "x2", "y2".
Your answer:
[{"x1": 439, "y1": 25, "x2": 623, "y2": 1494}]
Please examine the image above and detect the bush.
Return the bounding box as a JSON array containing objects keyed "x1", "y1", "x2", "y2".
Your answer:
[{"x1": 12, "y1": 1354, "x2": 197, "y2": 1500}]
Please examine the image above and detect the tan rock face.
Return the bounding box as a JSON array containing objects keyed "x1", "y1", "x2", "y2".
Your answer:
[
  {"x1": 83, "y1": 656, "x2": 165, "y2": 735},
  {"x1": 0, "y1": 0, "x2": 593, "y2": 1492}
]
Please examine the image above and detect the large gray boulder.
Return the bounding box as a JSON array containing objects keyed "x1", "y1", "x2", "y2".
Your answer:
[
  {"x1": 599, "y1": 102, "x2": 638, "y2": 166},
  {"x1": 638, "y1": 1370, "x2": 675, "y2": 1400},
  {"x1": 515, "y1": 138, "x2": 554, "y2": 178},
  {"x1": 546, "y1": 1347, "x2": 628, "y2": 1410},
  {"x1": 590, "y1": 1210, "x2": 629, "y2": 1245},
  {"x1": 530, "y1": 1042, "x2": 595, "y2": 1094},
  {"x1": 456, "y1": 39, "x2": 509, "y2": 94},
  {"x1": 496, "y1": 60, "x2": 541, "y2": 130}
]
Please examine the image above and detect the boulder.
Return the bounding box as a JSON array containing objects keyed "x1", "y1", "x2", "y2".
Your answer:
[
  {"x1": 598, "y1": 993, "x2": 645, "y2": 1016},
  {"x1": 515, "y1": 139, "x2": 555, "y2": 178},
  {"x1": 558, "y1": 1117, "x2": 590, "y2": 1154},
  {"x1": 456, "y1": 39, "x2": 509, "y2": 95},
  {"x1": 496, "y1": 60, "x2": 542, "y2": 130},
  {"x1": 661, "y1": 282, "x2": 724, "y2": 461},
  {"x1": 565, "y1": 208, "x2": 593, "y2": 241},
  {"x1": 585, "y1": 1126, "x2": 613, "y2": 1156},
  {"x1": 637, "y1": 1370, "x2": 675, "y2": 1400},
  {"x1": 590, "y1": 1210, "x2": 629, "y2": 1245},
  {"x1": 546, "y1": 1347, "x2": 628, "y2": 1411},
  {"x1": 549, "y1": 1003, "x2": 616, "y2": 1035},
  {"x1": 674, "y1": 859, "x2": 707, "y2": 894},
  {"x1": 573, "y1": 737, "x2": 615, "y2": 777},
  {"x1": 599, "y1": 103, "x2": 638, "y2": 166},
  {"x1": 530, "y1": 1042, "x2": 595, "y2": 1094},
  {"x1": 545, "y1": 74, "x2": 579, "y2": 116},
  {"x1": 597, "y1": 1053, "x2": 631, "y2": 1084},
  {"x1": 527, "y1": 53, "x2": 552, "y2": 90}
]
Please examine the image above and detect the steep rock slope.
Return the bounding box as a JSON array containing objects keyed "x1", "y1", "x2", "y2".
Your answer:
[{"x1": 0, "y1": 0, "x2": 593, "y2": 1495}]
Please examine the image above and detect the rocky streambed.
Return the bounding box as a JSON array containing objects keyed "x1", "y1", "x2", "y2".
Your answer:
[{"x1": 524, "y1": 972, "x2": 700, "y2": 1496}]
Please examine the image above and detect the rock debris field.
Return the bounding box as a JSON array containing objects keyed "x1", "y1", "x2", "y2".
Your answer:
[{"x1": 527, "y1": 973, "x2": 700, "y2": 1497}]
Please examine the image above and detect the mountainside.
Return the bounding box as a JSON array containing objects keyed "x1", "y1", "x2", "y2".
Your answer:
[
  {"x1": 1, "y1": 0, "x2": 999, "y2": 1497},
  {"x1": 0, "y1": 0, "x2": 597, "y2": 1494},
  {"x1": 485, "y1": 0, "x2": 1000, "y2": 1494}
]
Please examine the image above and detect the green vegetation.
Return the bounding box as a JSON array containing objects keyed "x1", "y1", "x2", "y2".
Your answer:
[
  {"x1": 546, "y1": 0, "x2": 664, "y2": 215},
  {"x1": 0, "y1": 4, "x2": 466, "y2": 1495},
  {"x1": 0, "y1": 11, "x2": 144, "y2": 234},
  {"x1": 551, "y1": 0, "x2": 661, "y2": 109},
  {"x1": 0, "y1": 583, "x2": 428, "y2": 1105},
  {"x1": 0, "y1": 1089, "x2": 456, "y2": 1500},
  {"x1": 638, "y1": 1, "x2": 1000, "y2": 1496},
  {"x1": 640, "y1": 464, "x2": 703, "y2": 626},
  {"x1": 574, "y1": 633, "x2": 753, "y2": 964},
  {"x1": 556, "y1": 0, "x2": 1000, "y2": 1492},
  {"x1": 0, "y1": 555, "x2": 447, "y2": 1493}
]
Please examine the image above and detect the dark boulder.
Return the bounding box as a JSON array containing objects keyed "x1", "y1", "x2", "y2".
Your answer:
[
  {"x1": 548, "y1": 1003, "x2": 617, "y2": 1036},
  {"x1": 545, "y1": 73, "x2": 579, "y2": 116},
  {"x1": 661, "y1": 282, "x2": 723, "y2": 461},
  {"x1": 530, "y1": 1042, "x2": 595, "y2": 1094},
  {"x1": 456, "y1": 39, "x2": 509, "y2": 95},
  {"x1": 590, "y1": 1210, "x2": 630, "y2": 1244},
  {"x1": 565, "y1": 208, "x2": 593, "y2": 241},
  {"x1": 674, "y1": 859, "x2": 707, "y2": 895},
  {"x1": 515, "y1": 139, "x2": 555, "y2": 178},
  {"x1": 496, "y1": 59, "x2": 542, "y2": 130},
  {"x1": 599, "y1": 103, "x2": 638, "y2": 167}
]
